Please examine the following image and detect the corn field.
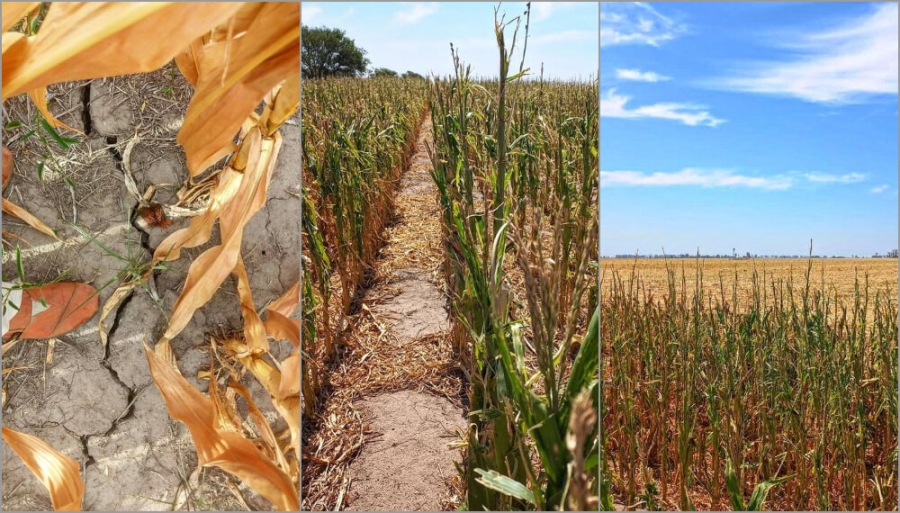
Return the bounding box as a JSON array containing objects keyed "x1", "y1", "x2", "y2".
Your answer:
[{"x1": 601, "y1": 257, "x2": 899, "y2": 511}]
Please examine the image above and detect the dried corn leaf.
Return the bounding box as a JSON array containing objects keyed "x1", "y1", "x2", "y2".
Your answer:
[
  {"x1": 277, "y1": 348, "x2": 300, "y2": 400},
  {"x1": 161, "y1": 129, "x2": 280, "y2": 343},
  {"x1": 177, "y1": 2, "x2": 299, "y2": 174},
  {"x1": 264, "y1": 310, "x2": 299, "y2": 348},
  {"x1": 267, "y1": 280, "x2": 300, "y2": 318},
  {"x1": 225, "y1": 338, "x2": 300, "y2": 463},
  {"x1": 1, "y1": 426, "x2": 84, "y2": 511},
  {"x1": 2, "y1": 198, "x2": 58, "y2": 239},
  {"x1": 2, "y1": 2, "x2": 243, "y2": 100},
  {"x1": 1, "y1": 3, "x2": 40, "y2": 32},
  {"x1": 144, "y1": 344, "x2": 299, "y2": 510},
  {"x1": 229, "y1": 379, "x2": 291, "y2": 475},
  {"x1": 234, "y1": 254, "x2": 269, "y2": 354}
]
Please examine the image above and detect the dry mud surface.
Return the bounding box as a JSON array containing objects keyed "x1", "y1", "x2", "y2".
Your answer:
[{"x1": 2, "y1": 65, "x2": 299, "y2": 510}]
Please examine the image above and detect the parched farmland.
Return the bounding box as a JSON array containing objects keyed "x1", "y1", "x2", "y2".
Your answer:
[
  {"x1": 601, "y1": 256, "x2": 899, "y2": 511},
  {"x1": 300, "y1": 8, "x2": 599, "y2": 511}
]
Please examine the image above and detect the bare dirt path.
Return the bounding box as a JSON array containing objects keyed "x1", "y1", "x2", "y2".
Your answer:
[{"x1": 302, "y1": 114, "x2": 466, "y2": 511}]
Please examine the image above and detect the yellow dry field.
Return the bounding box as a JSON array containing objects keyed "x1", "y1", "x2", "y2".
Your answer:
[{"x1": 601, "y1": 258, "x2": 898, "y2": 311}]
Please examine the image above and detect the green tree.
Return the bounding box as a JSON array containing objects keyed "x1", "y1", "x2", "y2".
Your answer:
[
  {"x1": 402, "y1": 70, "x2": 425, "y2": 79},
  {"x1": 372, "y1": 67, "x2": 398, "y2": 78},
  {"x1": 301, "y1": 26, "x2": 369, "y2": 79}
]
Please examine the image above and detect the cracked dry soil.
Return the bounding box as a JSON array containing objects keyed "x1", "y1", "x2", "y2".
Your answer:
[{"x1": 2, "y1": 64, "x2": 299, "y2": 511}]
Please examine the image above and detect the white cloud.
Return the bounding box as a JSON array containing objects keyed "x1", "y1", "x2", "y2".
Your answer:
[
  {"x1": 804, "y1": 172, "x2": 866, "y2": 183},
  {"x1": 616, "y1": 68, "x2": 670, "y2": 82},
  {"x1": 601, "y1": 3, "x2": 686, "y2": 47},
  {"x1": 396, "y1": 2, "x2": 438, "y2": 25},
  {"x1": 871, "y1": 184, "x2": 889, "y2": 193},
  {"x1": 708, "y1": 4, "x2": 899, "y2": 104},
  {"x1": 601, "y1": 89, "x2": 724, "y2": 127},
  {"x1": 601, "y1": 169, "x2": 793, "y2": 190},
  {"x1": 534, "y1": 30, "x2": 597, "y2": 44},
  {"x1": 532, "y1": 2, "x2": 580, "y2": 22},
  {"x1": 303, "y1": 3, "x2": 322, "y2": 23}
]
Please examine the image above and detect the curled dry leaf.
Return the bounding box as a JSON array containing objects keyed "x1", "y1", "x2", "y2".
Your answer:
[
  {"x1": 98, "y1": 280, "x2": 139, "y2": 352},
  {"x1": 144, "y1": 344, "x2": 299, "y2": 510},
  {"x1": 2, "y1": 2, "x2": 243, "y2": 100},
  {"x1": 1, "y1": 426, "x2": 84, "y2": 511}
]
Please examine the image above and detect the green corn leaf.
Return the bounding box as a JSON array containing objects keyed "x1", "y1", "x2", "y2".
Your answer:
[{"x1": 474, "y1": 469, "x2": 535, "y2": 505}]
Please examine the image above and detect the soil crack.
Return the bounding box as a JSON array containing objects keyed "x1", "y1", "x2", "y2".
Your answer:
[{"x1": 81, "y1": 82, "x2": 92, "y2": 135}]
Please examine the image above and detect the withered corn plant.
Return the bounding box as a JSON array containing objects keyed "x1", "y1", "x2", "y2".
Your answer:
[
  {"x1": 2, "y1": 3, "x2": 300, "y2": 510},
  {"x1": 430, "y1": 4, "x2": 599, "y2": 510},
  {"x1": 602, "y1": 252, "x2": 898, "y2": 511}
]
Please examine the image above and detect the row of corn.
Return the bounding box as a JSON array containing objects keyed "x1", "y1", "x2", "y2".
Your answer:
[
  {"x1": 300, "y1": 78, "x2": 428, "y2": 412},
  {"x1": 429, "y1": 8, "x2": 599, "y2": 510}
]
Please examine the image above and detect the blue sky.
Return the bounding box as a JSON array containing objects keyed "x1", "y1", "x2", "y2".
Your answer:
[
  {"x1": 600, "y1": 3, "x2": 899, "y2": 257},
  {"x1": 302, "y1": 2, "x2": 598, "y2": 80}
]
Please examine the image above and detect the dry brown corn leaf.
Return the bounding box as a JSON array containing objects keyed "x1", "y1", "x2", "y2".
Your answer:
[
  {"x1": 224, "y1": 337, "x2": 299, "y2": 460},
  {"x1": 177, "y1": 2, "x2": 299, "y2": 174},
  {"x1": 2, "y1": 197, "x2": 58, "y2": 239},
  {"x1": 234, "y1": 253, "x2": 269, "y2": 354},
  {"x1": 1, "y1": 426, "x2": 84, "y2": 511},
  {"x1": 264, "y1": 310, "x2": 299, "y2": 348},
  {"x1": 161, "y1": 129, "x2": 280, "y2": 343},
  {"x1": 0, "y1": 3, "x2": 40, "y2": 32},
  {"x1": 228, "y1": 379, "x2": 291, "y2": 475},
  {"x1": 2, "y1": 2, "x2": 242, "y2": 100},
  {"x1": 144, "y1": 344, "x2": 299, "y2": 511},
  {"x1": 267, "y1": 280, "x2": 300, "y2": 318}
]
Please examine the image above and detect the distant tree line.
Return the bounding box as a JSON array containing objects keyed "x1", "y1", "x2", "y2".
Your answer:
[{"x1": 301, "y1": 26, "x2": 426, "y2": 80}]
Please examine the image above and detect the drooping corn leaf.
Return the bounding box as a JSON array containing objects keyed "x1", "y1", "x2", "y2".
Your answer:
[
  {"x1": 1, "y1": 3, "x2": 41, "y2": 32},
  {"x1": 1, "y1": 426, "x2": 84, "y2": 511},
  {"x1": 2, "y1": 3, "x2": 243, "y2": 100},
  {"x1": 161, "y1": 128, "x2": 280, "y2": 343},
  {"x1": 144, "y1": 344, "x2": 299, "y2": 510}
]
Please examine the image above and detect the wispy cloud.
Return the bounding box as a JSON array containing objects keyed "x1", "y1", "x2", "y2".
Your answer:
[
  {"x1": 707, "y1": 3, "x2": 899, "y2": 104},
  {"x1": 601, "y1": 89, "x2": 724, "y2": 127},
  {"x1": 871, "y1": 184, "x2": 889, "y2": 193},
  {"x1": 616, "y1": 68, "x2": 670, "y2": 82},
  {"x1": 532, "y1": 2, "x2": 580, "y2": 22},
  {"x1": 804, "y1": 172, "x2": 866, "y2": 183},
  {"x1": 601, "y1": 169, "x2": 792, "y2": 190},
  {"x1": 303, "y1": 3, "x2": 322, "y2": 23},
  {"x1": 534, "y1": 30, "x2": 597, "y2": 44},
  {"x1": 396, "y1": 2, "x2": 438, "y2": 25},
  {"x1": 601, "y1": 3, "x2": 686, "y2": 47}
]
